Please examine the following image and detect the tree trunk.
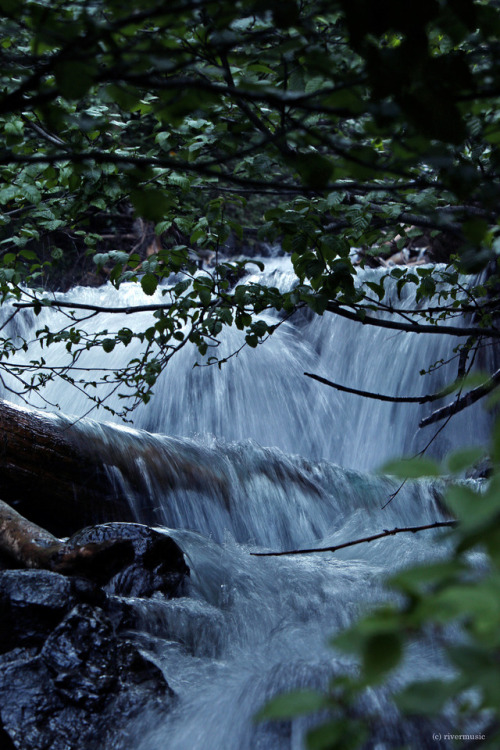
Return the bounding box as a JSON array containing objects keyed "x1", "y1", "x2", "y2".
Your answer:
[{"x1": 0, "y1": 399, "x2": 132, "y2": 536}]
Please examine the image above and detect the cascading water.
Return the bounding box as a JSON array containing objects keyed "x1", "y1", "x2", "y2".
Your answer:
[
  {"x1": 0, "y1": 259, "x2": 492, "y2": 748},
  {"x1": 2, "y1": 259, "x2": 490, "y2": 469}
]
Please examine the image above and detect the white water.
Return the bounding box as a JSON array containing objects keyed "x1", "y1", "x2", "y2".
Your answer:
[
  {"x1": 0, "y1": 260, "x2": 491, "y2": 748},
  {"x1": 2, "y1": 260, "x2": 490, "y2": 470}
]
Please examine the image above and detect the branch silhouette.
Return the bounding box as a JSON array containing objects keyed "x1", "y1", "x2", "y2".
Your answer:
[
  {"x1": 304, "y1": 372, "x2": 449, "y2": 404},
  {"x1": 251, "y1": 521, "x2": 456, "y2": 557},
  {"x1": 420, "y1": 368, "x2": 500, "y2": 427}
]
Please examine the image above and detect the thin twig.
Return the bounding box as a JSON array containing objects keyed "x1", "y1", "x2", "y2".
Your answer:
[{"x1": 251, "y1": 521, "x2": 456, "y2": 557}]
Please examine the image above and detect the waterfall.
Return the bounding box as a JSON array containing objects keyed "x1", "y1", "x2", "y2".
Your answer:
[
  {"x1": 0, "y1": 259, "x2": 491, "y2": 748},
  {"x1": 2, "y1": 259, "x2": 491, "y2": 469}
]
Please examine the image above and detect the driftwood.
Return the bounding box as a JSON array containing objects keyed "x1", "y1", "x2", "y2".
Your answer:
[
  {"x1": 0, "y1": 399, "x2": 134, "y2": 536},
  {"x1": 0, "y1": 498, "x2": 134, "y2": 580}
]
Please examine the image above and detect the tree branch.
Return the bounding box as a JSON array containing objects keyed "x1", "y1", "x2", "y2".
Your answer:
[
  {"x1": 326, "y1": 302, "x2": 500, "y2": 338},
  {"x1": 419, "y1": 368, "x2": 500, "y2": 427},
  {"x1": 13, "y1": 300, "x2": 174, "y2": 315},
  {"x1": 0, "y1": 151, "x2": 441, "y2": 195},
  {"x1": 304, "y1": 371, "x2": 447, "y2": 404},
  {"x1": 20, "y1": 115, "x2": 67, "y2": 147},
  {"x1": 251, "y1": 521, "x2": 456, "y2": 557}
]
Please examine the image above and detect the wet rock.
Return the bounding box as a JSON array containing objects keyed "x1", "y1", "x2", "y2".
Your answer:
[
  {"x1": 0, "y1": 604, "x2": 174, "y2": 750},
  {"x1": 67, "y1": 522, "x2": 190, "y2": 597},
  {"x1": 0, "y1": 570, "x2": 76, "y2": 653},
  {"x1": 0, "y1": 569, "x2": 106, "y2": 654},
  {"x1": 42, "y1": 604, "x2": 118, "y2": 705},
  {"x1": 465, "y1": 457, "x2": 492, "y2": 480},
  {"x1": 0, "y1": 524, "x2": 187, "y2": 749}
]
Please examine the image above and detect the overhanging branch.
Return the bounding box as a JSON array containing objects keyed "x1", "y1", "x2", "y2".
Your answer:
[
  {"x1": 304, "y1": 371, "x2": 447, "y2": 404},
  {"x1": 419, "y1": 368, "x2": 500, "y2": 427},
  {"x1": 251, "y1": 521, "x2": 456, "y2": 557},
  {"x1": 13, "y1": 300, "x2": 175, "y2": 314},
  {"x1": 326, "y1": 302, "x2": 500, "y2": 338},
  {"x1": 0, "y1": 151, "x2": 441, "y2": 195}
]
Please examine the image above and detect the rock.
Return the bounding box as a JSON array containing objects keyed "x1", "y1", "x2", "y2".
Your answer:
[
  {"x1": 67, "y1": 522, "x2": 190, "y2": 597},
  {"x1": 42, "y1": 604, "x2": 118, "y2": 705},
  {"x1": 0, "y1": 569, "x2": 106, "y2": 653},
  {"x1": 0, "y1": 570, "x2": 77, "y2": 653},
  {"x1": 0, "y1": 523, "x2": 188, "y2": 748},
  {"x1": 465, "y1": 457, "x2": 492, "y2": 480},
  {"x1": 0, "y1": 604, "x2": 174, "y2": 750}
]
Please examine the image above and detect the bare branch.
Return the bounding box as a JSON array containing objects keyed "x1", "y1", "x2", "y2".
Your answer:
[
  {"x1": 20, "y1": 114, "x2": 67, "y2": 147},
  {"x1": 251, "y1": 521, "x2": 456, "y2": 557},
  {"x1": 326, "y1": 302, "x2": 500, "y2": 338},
  {"x1": 419, "y1": 368, "x2": 500, "y2": 427},
  {"x1": 304, "y1": 371, "x2": 447, "y2": 404}
]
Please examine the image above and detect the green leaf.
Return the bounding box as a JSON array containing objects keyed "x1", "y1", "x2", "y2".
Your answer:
[
  {"x1": 54, "y1": 61, "x2": 95, "y2": 99},
  {"x1": 256, "y1": 690, "x2": 325, "y2": 721},
  {"x1": 306, "y1": 294, "x2": 329, "y2": 314},
  {"x1": 362, "y1": 632, "x2": 402, "y2": 683},
  {"x1": 21, "y1": 184, "x2": 42, "y2": 205},
  {"x1": 0, "y1": 0, "x2": 23, "y2": 13},
  {"x1": 396, "y1": 680, "x2": 456, "y2": 716},
  {"x1": 307, "y1": 719, "x2": 367, "y2": 750},
  {"x1": 389, "y1": 561, "x2": 462, "y2": 595},
  {"x1": 446, "y1": 482, "x2": 500, "y2": 530},
  {"x1": 141, "y1": 273, "x2": 158, "y2": 296},
  {"x1": 380, "y1": 457, "x2": 441, "y2": 478},
  {"x1": 290, "y1": 153, "x2": 334, "y2": 189},
  {"x1": 117, "y1": 328, "x2": 133, "y2": 346},
  {"x1": 463, "y1": 218, "x2": 489, "y2": 245},
  {"x1": 197, "y1": 287, "x2": 212, "y2": 306},
  {"x1": 102, "y1": 338, "x2": 115, "y2": 353},
  {"x1": 445, "y1": 447, "x2": 485, "y2": 474},
  {"x1": 130, "y1": 190, "x2": 172, "y2": 222}
]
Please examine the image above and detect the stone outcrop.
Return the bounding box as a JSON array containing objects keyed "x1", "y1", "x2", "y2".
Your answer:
[{"x1": 0, "y1": 514, "x2": 190, "y2": 749}]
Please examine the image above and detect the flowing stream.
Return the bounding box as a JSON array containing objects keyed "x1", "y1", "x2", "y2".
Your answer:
[{"x1": 0, "y1": 260, "x2": 492, "y2": 748}]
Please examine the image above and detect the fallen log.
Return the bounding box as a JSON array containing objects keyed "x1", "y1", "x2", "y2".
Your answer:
[
  {"x1": 0, "y1": 399, "x2": 132, "y2": 536},
  {"x1": 0, "y1": 398, "x2": 232, "y2": 538},
  {"x1": 0, "y1": 497, "x2": 61, "y2": 568}
]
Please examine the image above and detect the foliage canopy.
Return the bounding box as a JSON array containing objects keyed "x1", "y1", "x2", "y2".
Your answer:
[{"x1": 1, "y1": 0, "x2": 500, "y2": 414}]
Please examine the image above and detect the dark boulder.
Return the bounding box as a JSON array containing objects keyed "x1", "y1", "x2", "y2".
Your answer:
[
  {"x1": 66, "y1": 522, "x2": 190, "y2": 597},
  {"x1": 0, "y1": 604, "x2": 174, "y2": 750},
  {"x1": 0, "y1": 522, "x2": 189, "y2": 750},
  {"x1": 0, "y1": 570, "x2": 78, "y2": 653}
]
